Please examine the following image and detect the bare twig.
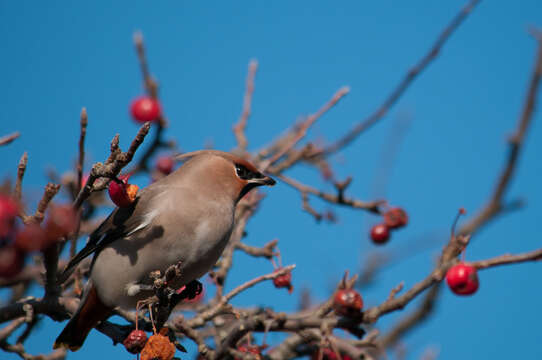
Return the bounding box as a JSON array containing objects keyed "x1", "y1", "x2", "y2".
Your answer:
[
  {"x1": 460, "y1": 33, "x2": 542, "y2": 236},
  {"x1": 235, "y1": 239, "x2": 278, "y2": 259},
  {"x1": 186, "y1": 265, "x2": 295, "y2": 329},
  {"x1": 471, "y1": 248, "x2": 542, "y2": 269},
  {"x1": 29, "y1": 183, "x2": 61, "y2": 225},
  {"x1": 14, "y1": 152, "x2": 28, "y2": 202},
  {"x1": 261, "y1": 87, "x2": 350, "y2": 170},
  {"x1": 134, "y1": 31, "x2": 159, "y2": 101},
  {"x1": 233, "y1": 60, "x2": 258, "y2": 151},
  {"x1": 76, "y1": 108, "x2": 88, "y2": 198},
  {"x1": 0, "y1": 318, "x2": 25, "y2": 342},
  {"x1": 322, "y1": 0, "x2": 481, "y2": 155},
  {"x1": 279, "y1": 174, "x2": 384, "y2": 213},
  {"x1": 73, "y1": 122, "x2": 151, "y2": 209},
  {"x1": 379, "y1": 33, "x2": 542, "y2": 349},
  {"x1": 0, "y1": 131, "x2": 20, "y2": 146}
]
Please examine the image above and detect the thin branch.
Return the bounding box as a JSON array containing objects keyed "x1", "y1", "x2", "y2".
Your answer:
[
  {"x1": 25, "y1": 183, "x2": 61, "y2": 225},
  {"x1": 76, "y1": 107, "x2": 88, "y2": 198},
  {"x1": 14, "y1": 152, "x2": 28, "y2": 202},
  {"x1": 460, "y1": 33, "x2": 542, "y2": 236},
  {"x1": 322, "y1": 0, "x2": 481, "y2": 155},
  {"x1": 378, "y1": 284, "x2": 440, "y2": 348},
  {"x1": 0, "y1": 318, "x2": 25, "y2": 342},
  {"x1": 187, "y1": 265, "x2": 295, "y2": 329},
  {"x1": 278, "y1": 174, "x2": 384, "y2": 213},
  {"x1": 235, "y1": 239, "x2": 278, "y2": 259},
  {"x1": 233, "y1": 59, "x2": 258, "y2": 151},
  {"x1": 261, "y1": 87, "x2": 350, "y2": 170},
  {"x1": 223, "y1": 264, "x2": 295, "y2": 303},
  {"x1": 73, "y1": 122, "x2": 151, "y2": 209},
  {"x1": 0, "y1": 131, "x2": 20, "y2": 146},
  {"x1": 471, "y1": 248, "x2": 542, "y2": 269},
  {"x1": 380, "y1": 35, "x2": 542, "y2": 349},
  {"x1": 134, "y1": 31, "x2": 158, "y2": 100}
]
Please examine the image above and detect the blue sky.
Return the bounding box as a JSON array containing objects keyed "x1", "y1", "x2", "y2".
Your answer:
[{"x1": 1, "y1": 1, "x2": 541, "y2": 359}]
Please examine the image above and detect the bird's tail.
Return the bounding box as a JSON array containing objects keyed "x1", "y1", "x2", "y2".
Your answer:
[{"x1": 53, "y1": 284, "x2": 112, "y2": 351}]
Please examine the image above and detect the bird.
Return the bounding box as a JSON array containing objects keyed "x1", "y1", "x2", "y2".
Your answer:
[{"x1": 53, "y1": 150, "x2": 275, "y2": 351}]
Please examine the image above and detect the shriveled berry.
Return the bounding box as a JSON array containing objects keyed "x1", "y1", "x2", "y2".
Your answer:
[
  {"x1": 130, "y1": 96, "x2": 162, "y2": 123},
  {"x1": 446, "y1": 263, "x2": 479, "y2": 295},
  {"x1": 123, "y1": 329, "x2": 148, "y2": 354},
  {"x1": 0, "y1": 195, "x2": 19, "y2": 237},
  {"x1": 44, "y1": 205, "x2": 77, "y2": 241},
  {"x1": 370, "y1": 224, "x2": 390, "y2": 244},
  {"x1": 383, "y1": 207, "x2": 408, "y2": 229},
  {"x1": 140, "y1": 333, "x2": 175, "y2": 360},
  {"x1": 156, "y1": 156, "x2": 174, "y2": 175},
  {"x1": 108, "y1": 175, "x2": 139, "y2": 208},
  {"x1": 0, "y1": 244, "x2": 25, "y2": 278},
  {"x1": 333, "y1": 289, "x2": 363, "y2": 316},
  {"x1": 14, "y1": 223, "x2": 48, "y2": 252},
  {"x1": 273, "y1": 268, "x2": 293, "y2": 293}
]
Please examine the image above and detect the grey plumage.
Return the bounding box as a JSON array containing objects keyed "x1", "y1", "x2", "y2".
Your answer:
[{"x1": 58, "y1": 150, "x2": 275, "y2": 308}]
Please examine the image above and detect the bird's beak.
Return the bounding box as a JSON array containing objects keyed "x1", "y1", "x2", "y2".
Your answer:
[{"x1": 248, "y1": 175, "x2": 276, "y2": 187}]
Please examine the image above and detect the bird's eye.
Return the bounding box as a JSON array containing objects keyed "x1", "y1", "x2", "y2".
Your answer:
[{"x1": 235, "y1": 164, "x2": 251, "y2": 180}]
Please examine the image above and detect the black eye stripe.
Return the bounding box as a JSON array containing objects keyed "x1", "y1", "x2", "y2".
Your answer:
[{"x1": 235, "y1": 164, "x2": 261, "y2": 180}]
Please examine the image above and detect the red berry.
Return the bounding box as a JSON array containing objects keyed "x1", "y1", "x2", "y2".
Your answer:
[
  {"x1": 370, "y1": 224, "x2": 390, "y2": 244},
  {"x1": 333, "y1": 289, "x2": 363, "y2": 316},
  {"x1": 236, "y1": 344, "x2": 261, "y2": 357},
  {"x1": 130, "y1": 96, "x2": 162, "y2": 123},
  {"x1": 44, "y1": 205, "x2": 77, "y2": 241},
  {"x1": 156, "y1": 156, "x2": 174, "y2": 175},
  {"x1": 235, "y1": 344, "x2": 267, "y2": 360},
  {"x1": 446, "y1": 263, "x2": 479, "y2": 295},
  {"x1": 273, "y1": 268, "x2": 293, "y2": 293},
  {"x1": 14, "y1": 223, "x2": 48, "y2": 252},
  {"x1": 123, "y1": 329, "x2": 148, "y2": 354},
  {"x1": 0, "y1": 195, "x2": 19, "y2": 237},
  {"x1": 383, "y1": 207, "x2": 408, "y2": 229},
  {"x1": 0, "y1": 244, "x2": 25, "y2": 278},
  {"x1": 108, "y1": 175, "x2": 139, "y2": 208}
]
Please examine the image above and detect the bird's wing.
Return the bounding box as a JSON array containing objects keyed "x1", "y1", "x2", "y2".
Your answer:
[{"x1": 57, "y1": 188, "x2": 157, "y2": 284}]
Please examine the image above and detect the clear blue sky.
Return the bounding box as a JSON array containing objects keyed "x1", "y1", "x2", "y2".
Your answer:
[{"x1": 1, "y1": 1, "x2": 541, "y2": 359}]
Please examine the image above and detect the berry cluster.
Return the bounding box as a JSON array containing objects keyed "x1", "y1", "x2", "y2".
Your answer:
[
  {"x1": 0, "y1": 195, "x2": 77, "y2": 278},
  {"x1": 370, "y1": 207, "x2": 408, "y2": 245}
]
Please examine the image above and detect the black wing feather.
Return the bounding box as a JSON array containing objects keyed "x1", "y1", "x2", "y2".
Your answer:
[{"x1": 56, "y1": 199, "x2": 144, "y2": 284}]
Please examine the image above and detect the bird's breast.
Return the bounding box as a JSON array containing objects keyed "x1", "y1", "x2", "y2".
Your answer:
[{"x1": 90, "y1": 195, "x2": 235, "y2": 309}]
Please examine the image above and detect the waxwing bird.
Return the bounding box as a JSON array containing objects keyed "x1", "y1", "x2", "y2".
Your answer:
[{"x1": 53, "y1": 150, "x2": 275, "y2": 351}]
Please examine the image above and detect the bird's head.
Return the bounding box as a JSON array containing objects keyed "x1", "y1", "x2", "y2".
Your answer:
[{"x1": 176, "y1": 150, "x2": 275, "y2": 203}]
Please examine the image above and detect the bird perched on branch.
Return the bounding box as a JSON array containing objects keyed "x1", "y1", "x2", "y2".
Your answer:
[{"x1": 53, "y1": 150, "x2": 275, "y2": 351}]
